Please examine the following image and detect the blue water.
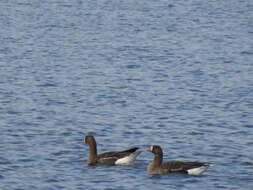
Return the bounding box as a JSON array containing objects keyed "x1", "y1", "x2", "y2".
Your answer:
[{"x1": 1, "y1": 0, "x2": 253, "y2": 189}]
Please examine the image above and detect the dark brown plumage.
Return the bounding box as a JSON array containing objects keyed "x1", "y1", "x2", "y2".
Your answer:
[
  {"x1": 84, "y1": 135, "x2": 141, "y2": 165},
  {"x1": 145, "y1": 145, "x2": 209, "y2": 175}
]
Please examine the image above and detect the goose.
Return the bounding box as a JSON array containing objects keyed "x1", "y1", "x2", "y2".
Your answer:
[
  {"x1": 83, "y1": 135, "x2": 142, "y2": 165},
  {"x1": 145, "y1": 145, "x2": 209, "y2": 175}
]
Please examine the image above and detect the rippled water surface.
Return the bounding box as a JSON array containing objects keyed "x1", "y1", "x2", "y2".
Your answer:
[{"x1": 1, "y1": 0, "x2": 253, "y2": 189}]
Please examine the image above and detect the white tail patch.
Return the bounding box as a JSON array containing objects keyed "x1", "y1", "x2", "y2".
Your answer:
[
  {"x1": 187, "y1": 166, "x2": 208, "y2": 175},
  {"x1": 115, "y1": 151, "x2": 141, "y2": 165}
]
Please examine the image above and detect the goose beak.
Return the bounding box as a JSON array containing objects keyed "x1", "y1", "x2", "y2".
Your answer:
[{"x1": 144, "y1": 149, "x2": 152, "y2": 152}]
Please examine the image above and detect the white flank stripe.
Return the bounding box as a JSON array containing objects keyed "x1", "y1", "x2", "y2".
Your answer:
[
  {"x1": 115, "y1": 151, "x2": 141, "y2": 165},
  {"x1": 115, "y1": 156, "x2": 133, "y2": 165},
  {"x1": 187, "y1": 166, "x2": 208, "y2": 175}
]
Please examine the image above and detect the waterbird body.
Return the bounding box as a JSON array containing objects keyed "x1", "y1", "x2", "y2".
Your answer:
[
  {"x1": 145, "y1": 145, "x2": 209, "y2": 175},
  {"x1": 84, "y1": 135, "x2": 142, "y2": 165}
]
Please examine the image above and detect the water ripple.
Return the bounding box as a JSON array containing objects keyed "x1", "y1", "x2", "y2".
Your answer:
[{"x1": 1, "y1": 0, "x2": 253, "y2": 189}]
